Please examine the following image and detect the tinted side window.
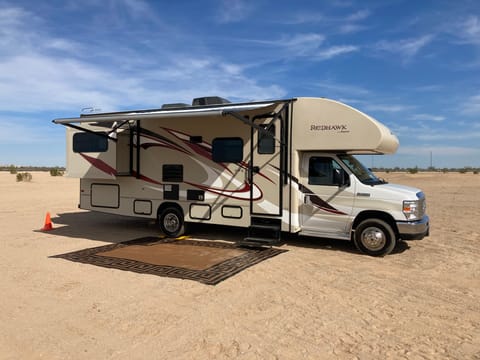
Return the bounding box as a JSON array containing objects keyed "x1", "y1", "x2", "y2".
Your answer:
[
  {"x1": 73, "y1": 132, "x2": 108, "y2": 153},
  {"x1": 212, "y1": 137, "x2": 243, "y2": 163},
  {"x1": 308, "y1": 157, "x2": 341, "y2": 185}
]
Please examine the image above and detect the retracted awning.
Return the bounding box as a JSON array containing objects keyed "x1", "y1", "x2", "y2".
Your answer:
[{"x1": 52, "y1": 101, "x2": 280, "y2": 125}]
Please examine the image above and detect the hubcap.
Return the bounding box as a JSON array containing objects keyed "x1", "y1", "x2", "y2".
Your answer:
[
  {"x1": 361, "y1": 226, "x2": 386, "y2": 251},
  {"x1": 164, "y1": 213, "x2": 179, "y2": 233}
]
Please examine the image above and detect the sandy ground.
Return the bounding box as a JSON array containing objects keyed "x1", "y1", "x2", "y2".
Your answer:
[{"x1": 0, "y1": 171, "x2": 479, "y2": 359}]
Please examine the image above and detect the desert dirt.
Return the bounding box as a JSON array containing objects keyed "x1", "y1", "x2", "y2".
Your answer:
[{"x1": 0, "y1": 171, "x2": 479, "y2": 359}]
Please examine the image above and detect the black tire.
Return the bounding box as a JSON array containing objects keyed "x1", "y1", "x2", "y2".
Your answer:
[
  {"x1": 158, "y1": 206, "x2": 184, "y2": 237},
  {"x1": 354, "y1": 218, "x2": 396, "y2": 256}
]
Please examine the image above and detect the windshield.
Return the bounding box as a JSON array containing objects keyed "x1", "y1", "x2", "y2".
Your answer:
[{"x1": 338, "y1": 154, "x2": 386, "y2": 185}]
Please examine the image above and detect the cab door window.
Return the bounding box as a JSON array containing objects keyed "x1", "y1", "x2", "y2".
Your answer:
[{"x1": 308, "y1": 157, "x2": 342, "y2": 186}]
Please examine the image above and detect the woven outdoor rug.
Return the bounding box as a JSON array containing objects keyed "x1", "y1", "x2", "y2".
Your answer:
[{"x1": 51, "y1": 237, "x2": 287, "y2": 285}]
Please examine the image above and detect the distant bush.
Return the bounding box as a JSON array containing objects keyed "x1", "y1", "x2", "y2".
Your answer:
[
  {"x1": 459, "y1": 168, "x2": 467, "y2": 174},
  {"x1": 407, "y1": 167, "x2": 419, "y2": 174},
  {"x1": 50, "y1": 168, "x2": 64, "y2": 176},
  {"x1": 474, "y1": 170, "x2": 478, "y2": 174},
  {"x1": 16, "y1": 172, "x2": 32, "y2": 182},
  {"x1": 9, "y1": 165, "x2": 17, "y2": 174}
]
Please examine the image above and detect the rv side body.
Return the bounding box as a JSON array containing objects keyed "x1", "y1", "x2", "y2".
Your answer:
[
  {"x1": 71, "y1": 103, "x2": 283, "y2": 230},
  {"x1": 55, "y1": 97, "x2": 429, "y2": 255}
]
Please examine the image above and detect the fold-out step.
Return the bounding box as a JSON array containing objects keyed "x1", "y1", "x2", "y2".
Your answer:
[
  {"x1": 239, "y1": 236, "x2": 281, "y2": 247},
  {"x1": 237, "y1": 217, "x2": 282, "y2": 248}
]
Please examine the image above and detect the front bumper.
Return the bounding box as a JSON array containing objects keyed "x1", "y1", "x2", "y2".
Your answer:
[{"x1": 396, "y1": 215, "x2": 430, "y2": 240}]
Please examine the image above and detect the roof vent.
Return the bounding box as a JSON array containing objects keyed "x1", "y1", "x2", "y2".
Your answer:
[
  {"x1": 192, "y1": 96, "x2": 231, "y2": 106},
  {"x1": 161, "y1": 103, "x2": 190, "y2": 109}
]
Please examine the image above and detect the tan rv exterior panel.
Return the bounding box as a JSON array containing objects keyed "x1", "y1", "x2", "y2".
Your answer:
[
  {"x1": 66, "y1": 127, "x2": 117, "y2": 179},
  {"x1": 292, "y1": 98, "x2": 398, "y2": 154}
]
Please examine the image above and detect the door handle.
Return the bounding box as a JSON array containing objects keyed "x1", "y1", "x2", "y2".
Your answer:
[{"x1": 248, "y1": 165, "x2": 260, "y2": 182}]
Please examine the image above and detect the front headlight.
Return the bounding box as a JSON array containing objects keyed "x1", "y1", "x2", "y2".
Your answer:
[{"x1": 403, "y1": 200, "x2": 421, "y2": 220}]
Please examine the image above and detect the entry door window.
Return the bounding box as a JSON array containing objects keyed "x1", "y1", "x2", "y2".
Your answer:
[
  {"x1": 258, "y1": 124, "x2": 275, "y2": 154},
  {"x1": 308, "y1": 157, "x2": 341, "y2": 186}
]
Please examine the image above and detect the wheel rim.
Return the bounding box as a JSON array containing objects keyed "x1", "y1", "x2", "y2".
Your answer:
[
  {"x1": 163, "y1": 213, "x2": 180, "y2": 233},
  {"x1": 361, "y1": 226, "x2": 387, "y2": 251}
]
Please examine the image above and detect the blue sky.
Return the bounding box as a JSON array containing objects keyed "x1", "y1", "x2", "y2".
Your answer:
[{"x1": 0, "y1": 0, "x2": 479, "y2": 168}]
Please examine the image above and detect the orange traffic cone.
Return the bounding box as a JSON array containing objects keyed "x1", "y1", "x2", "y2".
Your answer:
[{"x1": 42, "y1": 212, "x2": 53, "y2": 231}]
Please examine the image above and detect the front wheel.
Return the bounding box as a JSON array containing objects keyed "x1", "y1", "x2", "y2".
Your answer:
[
  {"x1": 354, "y1": 218, "x2": 396, "y2": 256},
  {"x1": 158, "y1": 207, "x2": 184, "y2": 237}
]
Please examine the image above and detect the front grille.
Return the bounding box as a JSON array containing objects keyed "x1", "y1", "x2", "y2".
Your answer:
[{"x1": 416, "y1": 192, "x2": 426, "y2": 218}]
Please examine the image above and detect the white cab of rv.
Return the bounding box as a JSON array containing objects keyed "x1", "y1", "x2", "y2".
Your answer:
[{"x1": 53, "y1": 97, "x2": 429, "y2": 256}]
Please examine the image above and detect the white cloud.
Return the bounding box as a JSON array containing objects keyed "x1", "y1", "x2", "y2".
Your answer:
[
  {"x1": 0, "y1": 6, "x2": 41, "y2": 55},
  {"x1": 315, "y1": 45, "x2": 359, "y2": 60},
  {"x1": 117, "y1": 0, "x2": 155, "y2": 18},
  {"x1": 412, "y1": 84, "x2": 444, "y2": 92},
  {"x1": 285, "y1": 8, "x2": 370, "y2": 34},
  {"x1": 0, "y1": 5, "x2": 31, "y2": 27},
  {"x1": 338, "y1": 23, "x2": 368, "y2": 34},
  {"x1": 364, "y1": 104, "x2": 413, "y2": 113},
  {"x1": 315, "y1": 81, "x2": 371, "y2": 96},
  {"x1": 282, "y1": 33, "x2": 326, "y2": 55},
  {"x1": 0, "y1": 51, "x2": 286, "y2": 113},
  {"x1": 375, "y1": 35, "x2": 434, "y2": 62},
  {"x1": 416, "y1": 131, "x2": 480, "y2": 141},
  {"x1": 247, "y1": 33, "x2": 325, "y2": 56},
  {"x1": 461, "y1": 93, "x2": 480, "y2": 114},
  {"x1": 463, "y1": 16, "x2": 480, "y2": 37},
  {"x1": 0, "y1": 3, "x2": 286, "y2": 113},
  {"x1": 398, "y1": 145, "x2": 480, "y2": 156},
  {"x1": 244, "y1": 34, "x2": 357, "y2": 61},
  {"x1": 411, "y1": 114, "x2": 445, "y2": 122},
  {"x1": 345, "y1": 9, "x2": 370, "y2": 22},
  {"x1": 144, "y1": 56, "x2": 286, "y2": 103},
  {"x1": 286, "y1": 12, "x2": 325, "y2": 25},
  {"x1": 216, "y1": 0, "x2": 253, "y2": 23},
  {"x1": 331, "y1": 0, "x2": 354, "y2": 7},
  {"x1": 0, "y1": 116, "x2": 61, "y2": 144},
  {"x1": 0, "y1": 54, "x2": 132, "y2": 112},
  {"x1": 454, "y1": 16, "x2": 480, "y2": 45}
]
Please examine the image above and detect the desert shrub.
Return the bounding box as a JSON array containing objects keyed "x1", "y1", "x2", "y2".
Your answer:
[
  {"x1": 16, "y1": 172, "x2": 32, "y2": 182},
  {"x1": 50, "y1": 168, "x2": 64, "y2": 176},
  {"x1": 9, "y1": 165, "x2": 17, "y2": 174},
  {"x1": 407, "y1": 167, "x2": 418, "y2": 174},
  {"x1": 459, "y1": 168, "x2": 467, "y2": 174},
  {"x1": 474, "y1": 170, "x2": 478, "y2": 174}
]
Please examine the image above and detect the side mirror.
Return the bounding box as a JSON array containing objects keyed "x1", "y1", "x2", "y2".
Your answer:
[{"x1": 334, "y1": 169, "x2": 350, "y2": 187}]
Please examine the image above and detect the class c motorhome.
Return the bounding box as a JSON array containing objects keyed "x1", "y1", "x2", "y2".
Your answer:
[{"x1": 53, "y1": 97, "x2": 429, "y2": 256}]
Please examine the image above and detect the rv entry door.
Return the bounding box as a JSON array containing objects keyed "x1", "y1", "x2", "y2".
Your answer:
[{"x1": 250, "y1": 119, "x2": 282, "y2": 217}]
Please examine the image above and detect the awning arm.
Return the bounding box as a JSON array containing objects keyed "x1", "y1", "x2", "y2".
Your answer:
[
  {"x1": 223, "y1": 100, "x2": 292, "y2": 145},
  {"x1": 223, "y1": 111, "x2": 275, "y2": 136},
  {"x1": 107, "y1": 119, "x2": 133, "y2": 137}
]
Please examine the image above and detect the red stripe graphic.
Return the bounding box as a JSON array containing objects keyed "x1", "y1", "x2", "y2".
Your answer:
[{"x1": 80, "y1": 154, "x2": 117, "y2": 176}]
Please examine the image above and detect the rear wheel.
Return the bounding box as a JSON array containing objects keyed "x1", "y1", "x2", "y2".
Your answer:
[
  {"x1": 354, "y1": 218, "x2": 396, "y2": 256},
  {"x1": 158, "y1": 206, "x2": 184, "y2": 237}
]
